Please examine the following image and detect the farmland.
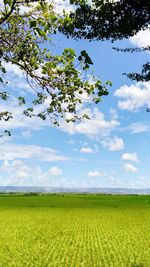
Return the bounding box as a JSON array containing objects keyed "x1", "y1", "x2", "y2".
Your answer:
[{"x1": 0, "y1": 194, "x2": 150, "y2": 267}]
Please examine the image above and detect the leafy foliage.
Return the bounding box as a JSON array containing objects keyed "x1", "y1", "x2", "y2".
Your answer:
[
  {"x1": 61, "y1": 0, "x2": 150, "y2": 83},
  {"x1": 113, "y1": 46, "x2": 150, "y2": 82},
  {"x1": 61, "y1": 0, "x2": 150, "y2": 41},
  {"x1": 125, "y1": 61, "x2": 150, "y2": 82},
  {"x1": 0, "y1": 0, "x2": 110, "y2": 135}
]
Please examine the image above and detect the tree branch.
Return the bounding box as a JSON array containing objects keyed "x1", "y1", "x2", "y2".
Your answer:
[{"x1": 0, "y1": 0, "x2": 17, "y2": 25}]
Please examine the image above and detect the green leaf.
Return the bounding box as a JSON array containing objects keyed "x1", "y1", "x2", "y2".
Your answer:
[
  {"x1": 4, "y1": 0, "x2": 11, "y2": 5},
  {"x1": 18, "y1": 96, "x2": 26, "y2": 106},
  {"x1": 30, "y1": 20, "x2": 37, "y2": 28},
  {"x1": 83, "y1": 114, "x2": 90, "y2": 119},
  {"x1": 4, "y1": 130, "x2": 11, "y2": 136},
  {"x1": 1, "y1": 67, "x2": 6, "y2": 74},
  {"x1": 0, "y1": 91, "x2": 9, "y2": 100},
  {"x1": 106, "y1": 80, "x2": 112, "y2": 86}
]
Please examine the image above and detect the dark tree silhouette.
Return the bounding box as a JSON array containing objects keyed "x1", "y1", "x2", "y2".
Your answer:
[{"x1": 61, "y1": 0, "x2": 150, "y2": 82}]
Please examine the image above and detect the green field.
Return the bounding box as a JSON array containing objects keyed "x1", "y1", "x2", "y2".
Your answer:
[{"x1": 0, "y1": 194, "x2": 150, "y2": 267}]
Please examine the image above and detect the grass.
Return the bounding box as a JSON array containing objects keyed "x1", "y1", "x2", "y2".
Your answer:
[{"x1": 0, "y1": 194, "x2": 149, "y2": 267}]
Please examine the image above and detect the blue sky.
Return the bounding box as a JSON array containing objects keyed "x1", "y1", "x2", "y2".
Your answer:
[{"x1": 0, "y1": 16, "x2": 150, "y2": 188}]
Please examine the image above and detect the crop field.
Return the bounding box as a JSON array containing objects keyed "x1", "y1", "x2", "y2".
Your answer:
[{"x1": 0, "y1": 194, "x2": 149, "y2": 267}]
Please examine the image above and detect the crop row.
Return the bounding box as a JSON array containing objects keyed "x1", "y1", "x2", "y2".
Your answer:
[{"x1": 0, "y1": 207, "x2": 149, "y2": 266}]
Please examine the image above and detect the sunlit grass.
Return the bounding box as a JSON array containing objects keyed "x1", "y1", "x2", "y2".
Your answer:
[{"x1": 0, "y1": 194, "x2": 149, "y2": 267}]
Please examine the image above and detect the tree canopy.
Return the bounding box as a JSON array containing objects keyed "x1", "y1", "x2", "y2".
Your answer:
[
  {"x1": 112, "y1": 46, "x2": 150, "y2": 82},
  {"x1": 61, "y1": 0, "x2": 150, "y2": 82},
  {"x1": 1, "y1": 0, "x2": 149, "y2": 137},
  {"x1": 61, "y1": 0, "x2": 150, "y2": 41},
  {"x1": 0, "y1": 0, "x2": 110, "y2": 136}
]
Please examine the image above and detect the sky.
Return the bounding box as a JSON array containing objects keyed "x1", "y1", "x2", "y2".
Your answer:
[{"x1": 0, "y1": 3, "x2": 150, "y2": 188}]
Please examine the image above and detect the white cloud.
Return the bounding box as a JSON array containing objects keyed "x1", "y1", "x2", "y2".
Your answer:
[
  {"x1": 130, "y1": 28, "x2": 150, "y2": 48},
  {"x1": 109, "y1": 108, "x2": 118, "y2": 119},
  {"x1": 0, "y1": 143, "x2": 68, "y2": 162},
  {"x1": 88, "y1": 170, "x2": 106, "y2": 177},
  {"x1": 101, "y1": 136, "x2": 124, "y2": 151},
  {"x1": 53, "y1": 0, "x2": 76, "y2": 15},
  {"x1": 3, "y1": 62, "x2": 23, "y2": 78},
  {"x1": 67, "y1": 139, "x2": 75, "y2": 145},
  {"x1": 126, "y1": 122, "x2": 150, "y2": 134},
  {"x1": 21, "y1": 130, "x2": 32, "y2": 138},
  {"x1": 115, "y1": 82, "x2": 150, "y2": 111},
  {"x1": 0, "y1": 99, "x2": 46, "y2": 131},
  {"x1": 0, "y1": 159, "x2": 148, "y2": 188},
  {"x1": 77, "y1": 158, "x2": 87, "y2": 162},
  {"x1": 1, "y1": 160, "x2": 31, "y2": 176},
  {"x1": 0, "y1": 160, "x2": 107, "y2": 188},
  {"x1": 2, "y1": 62, "x2": 34, "y2": 96},
  {"x1": 80, "y1": 147, "x2": 94, "y2": 154},
  {"x1": 0, "y1": 160, "x2": 64, "y2": 186},
  {"x1": 60, "y1": 107, "x2": 120, "y2": 138},
  {"x1": 122, "y1": 153, "x2": 139, "y2": 163},
  {"x1": 123, "y1": 163, "x2": 139, "y2": 173},
  {"x1": 48, "y1": 166, "x2": 63, "y2": 176},
  {"x1": 59, "y1": 108, "x2": 123, "y2": 152}
]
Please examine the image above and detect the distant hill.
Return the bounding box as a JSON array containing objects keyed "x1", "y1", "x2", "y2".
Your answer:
[{"x1": 0, "y1": 186, "x2": 150, "y2": 194}]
